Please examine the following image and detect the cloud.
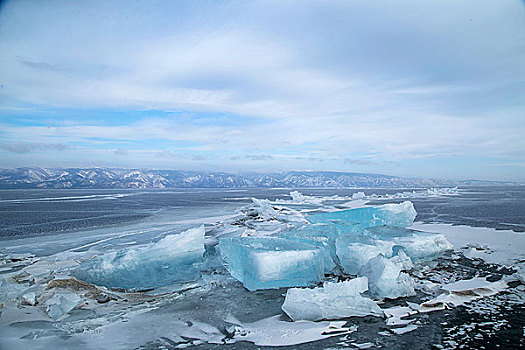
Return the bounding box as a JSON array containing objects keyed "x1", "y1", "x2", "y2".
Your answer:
[
  {"x1": 191, "y1": 155, "x2": 206, "y2": 161},
  {"x1": 114, "y1": 148, "x2": 128, "y2": 156},
  {"x1": 343, "y1": 158, "x2": 372, "y2": 165},
  {"x1": 0, "y1": 142, "x2": 68, "y2": 154},
  {"x1": 245, "y1": 155, "x2": 274, "y2": 161},
  {"x1": 0, "y1": 0, "x2": 523, "y2": 180}
]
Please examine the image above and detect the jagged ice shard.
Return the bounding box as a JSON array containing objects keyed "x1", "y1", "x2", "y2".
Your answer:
[
  {"x1": 360, "y1": 254, "x2": 416, "y2": 299},
  {"x1": 73, "y1": 225, "x2": 205, "y2": 291},
  {"x1": 364, "y1": 226, "x2": 453, "y2": 261},
  {"x1": 335, "y1": 235, "x2": 395, "y2": 275},
  {"x1": 281, "y1": 277, "x2": 384, "y2": 321},
  {"x1": 219, "y1": 237, "x2": 328, "y2": 291}
]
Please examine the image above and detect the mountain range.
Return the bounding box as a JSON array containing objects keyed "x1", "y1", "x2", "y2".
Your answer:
[{"x1": 0, "y1": 167, "x2": 516, "y2": 189}]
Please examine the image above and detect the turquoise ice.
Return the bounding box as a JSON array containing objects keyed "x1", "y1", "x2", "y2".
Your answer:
[
  {"x1": 219, "y1": 236, "x2": 328, "y2": 291},
  {"x1": 73, "y1": 226, "x2": 205, "y2": 291},
  {"x1": 278, "y1": 224, "x2": 339, "y2": 272},
  {"x1": 307, "y1": 201, "x2": 417, "y2": 229}
]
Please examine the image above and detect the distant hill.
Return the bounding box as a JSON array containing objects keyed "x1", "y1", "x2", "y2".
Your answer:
[{"x1": 0, "y1": 167, "x2": 517, "y2": 189}]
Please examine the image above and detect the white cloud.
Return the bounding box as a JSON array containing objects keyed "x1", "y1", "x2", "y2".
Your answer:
[{"x1": 0, "y1": 0, "x2": 523, "y2": 179}]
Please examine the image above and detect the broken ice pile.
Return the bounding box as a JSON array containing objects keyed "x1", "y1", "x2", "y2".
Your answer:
[
  {"x1": 281, "y1": 277, "x2": 384, "y2": 321},
  {"x1": 73, "y1": 225, "x2": 205, "y2": 291},
  {"x1": 219, "y1": 236, "x2": 329, "y2": 291},
  {"x1": 219, "y1": 201, "x2": 452, "y2": 298}
]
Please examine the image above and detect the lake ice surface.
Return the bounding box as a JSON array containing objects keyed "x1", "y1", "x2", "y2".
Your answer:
[{"x1": 0, "y1": 187, "x2": 523, "y2": 349}]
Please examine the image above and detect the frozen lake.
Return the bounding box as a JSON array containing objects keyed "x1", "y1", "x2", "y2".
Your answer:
[{"x1": 0, "y1": 187, "x2": 524, "y2": 349}]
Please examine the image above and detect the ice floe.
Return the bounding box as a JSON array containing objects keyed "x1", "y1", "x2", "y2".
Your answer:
[{"x1": 281, "y1": 277, "x2": 383, "y2": 321}]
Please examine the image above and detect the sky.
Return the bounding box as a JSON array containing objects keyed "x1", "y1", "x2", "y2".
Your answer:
[{"x1": 0, "y1": 0, "x2": 524, "y2": 181}]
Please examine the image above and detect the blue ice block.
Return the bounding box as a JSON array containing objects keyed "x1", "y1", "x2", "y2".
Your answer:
[
  {"x1": 73, "y1": 226, "x2": 205, "y2": 291},
  {"x1": 307, "y1": 201, "x2": 417, "y2": 229},
  {"x1": 364, "y1": 226, "x2": 453, "y2": 261},
  {"x1": 278, "y1": 224, "x2": 339, "y2": 272},
  {"x1": 218, "y1": 236, "x2": 327, "y2": 291}
]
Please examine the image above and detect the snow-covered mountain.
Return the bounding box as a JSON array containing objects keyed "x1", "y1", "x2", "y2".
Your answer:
[{"x1": 0, "y1": 167, "x2": 514, "y2": 189}]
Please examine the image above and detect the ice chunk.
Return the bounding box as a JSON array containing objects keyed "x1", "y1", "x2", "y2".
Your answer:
[
  {"x1": 250, "y1": 198, "x2": 278, "y2": 220},
  {"x1": 352, "y1": 192, "x2": 366, "y2": 200},
  {"x1": 392, "y1": 233, "x2": 452, "y2": 260},
  {"x1": 289, "y1": 191, "x2": 323, "y2": 204},
  {"x1": 279, "y1": 224, "x2": 339, "y2": 272},
  {"x1": 45, "y1": 292, "x2": 82, "y2": 320},
  {"x1": 281, "y1": 277, "x2": 383, "y2": 321},
  {"x1": 219, "y1": 236, "x2": 327, "y2": 291},
  {"x1": 73, "y1": 225, "x2": 205, "y2": 291},
  {"x1": 419, "y1": 277, "x2": 508, "y2": 312},
  {"x1": 516, "y1": 264, "x2": 525, "y2": 283},
  {"x1": 390, "y1": 248, "x2": 414, "y2": 271},
  {"x1": 391, "y1": 324, "x2": 418, "y2": 334},
  {"x1": 22, "y1": 291, "x2": 38, "y2": 306},
  {"x1": 335, "y1": 235, "x2": 394, "y2": 275},
  {"x1": 365, "y1": 226, "x2": 452, "y2": 260},
  {"x1": 360, "y1": 255, "x2": 415, "y2": 299},
  {"x1": 307, "y1": 201, "x2": 416, "y2": 229}
]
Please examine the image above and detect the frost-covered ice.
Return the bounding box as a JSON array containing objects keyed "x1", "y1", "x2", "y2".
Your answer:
[
  {"x1": 335, "y1": 235, "x2": 394, "y2": 275},
  {"x1": 228, "y1": 315, "x2": 353, "y2": 346},
  {"x1": 44, "y1": 292, "x2": 83, "y2": 320},
  {"x1": 281, "y1": 277, "x2": 383, "y2": 321},
  {"x1": 365, "y1": 226, "x2": 453, "y2": 261},
  {"x1": 417, "y1": 277, "x2": 508, "y2": 312},
  {"x1": 219, "y1": 236, "x2": 327, "y2": 291},
  {"x1": 21, "y1": 291, "x2": 38, "y2": 306},
  {"x1": 411, "y1": 222, "x2": 525, "y2": 265},
  {"x1": 73, "y1": 225, "x2": 205, "y2": 291},
  {"x1": 308, "y1": 201, "x2": 417, "y2": 229},
  {"x1": 360, "y1": 254, "x2": 416, "y2": 299}
]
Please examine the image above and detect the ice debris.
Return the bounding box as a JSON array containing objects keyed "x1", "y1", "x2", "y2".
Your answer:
[
  {"x1": 359, "y1": 254, "x2": 416, "y2": 299},
  {"x1": 417, "y1": 277, "x2": 508, "y2": 312},
  {"x1": 227, "y1": 314, "x2": 353, "y2": 347},
  {"x1": 219, "y1": 236, "x2": 328, "y2": 291},
  {"x1": 515, "y1": 264, "x2": 525, "y2": 283},
  {"x1": 289, "y1": 191, "x2": 324, "y2": 204},
  {"x1": 21, "y1": 291, "x2": 38, "y2": 306},
  {"x1": 281, "y1": 277, "x2": 383, "y2": 321},
  {"x1": 73, "y1": 225, "x2": 205, "y2": 291},
  {"x1": 44, "y1": 292, "x2": 83, "y2": 320}
]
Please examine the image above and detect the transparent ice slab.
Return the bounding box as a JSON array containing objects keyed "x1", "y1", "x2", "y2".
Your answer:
[
  {"x1": 218, "y1": 236, "x2": 328, "y2": 291},
  {"x1": 278, "y1": 224, "x2": 339, "y2": 273},
  {"x1": 73, "y1": 226, "x2": 205, "y2": 291}
]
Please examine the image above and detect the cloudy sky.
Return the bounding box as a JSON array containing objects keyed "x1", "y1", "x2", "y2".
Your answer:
[{"x1": 0, "y1": 0, "x2": 524, "y2": 180}]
